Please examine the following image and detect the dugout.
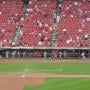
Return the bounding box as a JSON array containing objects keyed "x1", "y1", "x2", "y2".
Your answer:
[{"x1": 0, "y1": 47, "x2": 90, "y2": 59}]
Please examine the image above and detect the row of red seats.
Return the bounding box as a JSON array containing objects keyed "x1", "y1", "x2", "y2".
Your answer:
[{"x1": 0, "y1": 0, "x2": 23, "y2": 47}]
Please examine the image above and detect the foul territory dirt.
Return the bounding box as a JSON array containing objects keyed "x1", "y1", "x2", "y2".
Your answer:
[{"x1": 0, "y1": 73, "x2": 45, "y2": 90}]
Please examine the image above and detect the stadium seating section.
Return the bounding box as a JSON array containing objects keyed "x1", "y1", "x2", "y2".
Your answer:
[
  {"x1": 0, "y1": 0, "x2": 90, "y2": 47},
  {"x1": 0, "y1": 0, "x2": 22, "y2": 47}
]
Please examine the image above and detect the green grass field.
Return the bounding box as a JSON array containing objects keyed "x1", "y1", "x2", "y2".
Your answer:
[
  {"x1": 24, "y1": 78, "x2": 90, "y2": 90},
  {"x1": 0, "y1": 62, "x2": 90, "y2": 74},
  {"x1": 0, "y1": 61, "x2": 90, "y2": 90}
]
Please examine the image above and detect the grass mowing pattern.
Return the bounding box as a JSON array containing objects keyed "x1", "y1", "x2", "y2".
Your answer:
[
  {"x1": 24, "y1": 78, "x2": 90, "y2": 90},
  {"x1": 0, "y1": 63, "x2": 90, "y2": 74}
]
